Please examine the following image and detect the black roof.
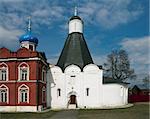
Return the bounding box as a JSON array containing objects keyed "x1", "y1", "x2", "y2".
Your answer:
[
  {"x1": 69, "y1": 16, "x2": 82, "y2": 21},
  {"x1": 132, "y1": 85, "x2": 141, "y2": 91},
  {"x1": 57, "y1": 32, "x2": 94, "y2": 71},
  {"x1": 103, "y1": 77, "x2": 129, "y2": 84}
]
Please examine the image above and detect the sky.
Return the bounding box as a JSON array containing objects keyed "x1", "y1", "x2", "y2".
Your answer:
[{"x1": 0, "y1": 0, "x2": 149, "y2": 86}]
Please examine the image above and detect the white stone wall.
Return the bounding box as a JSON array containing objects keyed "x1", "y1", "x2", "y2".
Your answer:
[
  {"x1": 0, "y1": 106, "x2": 39, "y2": 112},
  {"x1": 48, "y1": 64, "x2": 128, "y2": 109},
  {"x1": 82, "y1": 64, "x2": 103, "y2": 108},
  {"x1": 102, "y1": 84, "x2": 128, "y2": 107},
  {"x1": 50, "y1": 66, "x2": 66, "y2": 108},
  {"x1": 50, "y1": 64, "x2": 103, "y2": 109}
]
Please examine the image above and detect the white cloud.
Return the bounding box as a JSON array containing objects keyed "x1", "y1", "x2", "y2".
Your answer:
[
  {"x1": 0, "y1": 26, "x2": 23, "y2": 49},
  {"x1": 121, "y1": 36, "x2": 150, "y2": 64},
  {"x1": 79, "y1": 0, "x2": 143, "y2": 29},
  {"x1": 0, "y1": 0, "x2": 25, "y2": 2},
  {"x1": 0, "y1": 0, "x2": 66, "y2": 30},
  {"x1": 0, "y1": 0, "x2": 66, "y2": 49},
  {"x1": 0, "y1": 0, "x2": 144, "y2": 31},
  {"x1": 120, "y1": 36, "x2": 150, "y2": 78},
  {"x1": 92, "y1": 55, "x2": 107, "y2": 66}
]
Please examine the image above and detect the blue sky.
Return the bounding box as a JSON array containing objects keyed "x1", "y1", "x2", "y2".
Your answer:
[{"x1": 0, "y1": 0, "x2": 149, "y2": 86}]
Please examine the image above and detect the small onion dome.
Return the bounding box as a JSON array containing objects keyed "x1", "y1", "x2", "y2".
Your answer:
[{"x1": 19, "y1": 32, "x2": 38, "y2": 44}]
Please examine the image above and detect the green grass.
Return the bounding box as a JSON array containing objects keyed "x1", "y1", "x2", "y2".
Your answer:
[
  {"x1": 0, "y1": 110, "x2": 57, "y2": 119},
  {"x1": 0, "y1": 103, "x2": 149, "y2": 119},
  {"x1": 78, "y1": 103, "x2": 149, "y2": 119}
]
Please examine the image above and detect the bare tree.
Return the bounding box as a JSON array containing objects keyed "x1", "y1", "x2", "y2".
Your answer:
[{"x1": 104, "y1": 49, "x2": 136, "y2": 81}]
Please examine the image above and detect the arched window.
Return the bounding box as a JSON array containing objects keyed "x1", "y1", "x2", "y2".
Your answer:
[
  {"x1": 18, "y1": 84, "x2": 29, "y2": 103},
  {"x1": 0, "y1": 63, "x2": 8, "y2": 81},
  {"x1": 18, "y1": 62, "x2": 29, "y2": 81},
  {"x1": 29, "y1": 45, "x2": 34, "y2": 51},
  {"x1": 57, "y1": 88, "x2": 61, "y2": 97},
  {"x1": 0, "y1": 84, "x2": 8, "y2": 103},
  {"x1": 42, "y1": 86, "x2": 46, "y2": 103},
  {"x1": 42, "y1": 67, "x2": 46, "y2": 82}
]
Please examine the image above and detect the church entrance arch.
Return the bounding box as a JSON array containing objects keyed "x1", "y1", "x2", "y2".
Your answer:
[
  {"x1": 70, "y1": 95, "x2": 76, "y2": 104},
  {"x1": 67, "y1": 91, "x2": 78, "y2": 108}
]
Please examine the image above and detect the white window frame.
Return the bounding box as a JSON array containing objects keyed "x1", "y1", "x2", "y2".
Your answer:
[
  {"x1": 42, "y1": 86, "x2": 46, "y2": 103},
  {"x1": 0, "y1": 63, "x2": 8, "y2": 81},
  {"x1": 42, "y1": 67, "x2": 46, "y2": 82},
  {"x1": 18, "y1": 62, "x2": 29, "y2": 81},
  {"x1": 0, "y1": 84, "x2": 9, "y2": 103},
  {"x1": 18, "y1": 84, "x2": 29, "y2": 103}
]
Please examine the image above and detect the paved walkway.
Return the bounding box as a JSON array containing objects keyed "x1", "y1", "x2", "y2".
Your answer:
[{"x1": 49, "y1": 110, "x2": 78, "y2": 119}]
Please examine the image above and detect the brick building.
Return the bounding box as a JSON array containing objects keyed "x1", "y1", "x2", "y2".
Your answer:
[{"x1": 0, "y1": 18, "x2": 49, "y2": 112}]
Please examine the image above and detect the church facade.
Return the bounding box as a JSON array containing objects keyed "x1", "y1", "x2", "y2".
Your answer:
[
  {"x1": 0, "y1": 11, "x2": 128, "y2": 112},
  {"x1": 47, "y1": 11, "x2": 128, "y2": 109}
]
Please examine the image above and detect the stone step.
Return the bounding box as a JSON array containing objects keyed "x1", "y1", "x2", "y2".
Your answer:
[{"x1": 68, "y1": 104, "x2": 76, "y2": 109}]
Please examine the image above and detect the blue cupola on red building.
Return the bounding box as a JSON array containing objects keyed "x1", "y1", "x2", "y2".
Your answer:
[{"x1": 19, "y1": 17, "x2": 38, "y2": 51}]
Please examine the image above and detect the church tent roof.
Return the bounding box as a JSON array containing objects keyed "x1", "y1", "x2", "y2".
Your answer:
[{"x1": 57, "y1": 32, "x2": 94, "y2": 71}]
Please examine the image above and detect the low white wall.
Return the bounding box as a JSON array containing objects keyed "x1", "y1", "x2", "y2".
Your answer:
[
  {"x1": 0, "y1": 106, "x2": 43, "y2": 112},
  {"x1": 102, "y1": 84, "x2": 128, "y2": 107}
]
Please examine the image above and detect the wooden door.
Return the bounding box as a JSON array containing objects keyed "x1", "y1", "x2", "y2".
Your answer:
[{"x1": 70, "y1": 95, "x2": 76, "y2": 104}]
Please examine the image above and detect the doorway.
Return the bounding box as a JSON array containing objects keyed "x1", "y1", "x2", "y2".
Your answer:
[
  {"x1": 68, "y1": 95, "x2": 77, "y2": 108},
  {"x1": 70, "y1": 95, "x2": 76, "y2": 104}
]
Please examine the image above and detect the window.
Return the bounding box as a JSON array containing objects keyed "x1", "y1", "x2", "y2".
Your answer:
[
  {"x1": 29, "y1": 45, "x2": 33, "y2": 51},
  {"x1": 42, "y1": 69, "x2": 46, "y2": 82},
  {"x1": 86, "y1": 88, "x2": 89, "y2": 96},
  {"x1": 18, "y1": 84, "x2": 29, "y2": 103},
  {"x1": 42, "y1": 87, "x2": 46, "y2": 103},
  {"x1": 18, "y1": 63, "x2": 29, "y2": 81},
  {"x1": 0, "y1": 85, "x2": 8, "y2": 103},
  {"x1": 0, "y1": 63, "x2": 8, "y2": 81},
  {"x1": 0, "y1": 69, "x2": 6, "y2": 81},
  {"x1": 20, "y1": 89, "x2": 28, "y2": 102},
  {"x1": 57, "y1": 89, "x2": 61, "y2": 97},
  {"x1": 20, "y1": 68, "x2": 27, "y2": 80}
]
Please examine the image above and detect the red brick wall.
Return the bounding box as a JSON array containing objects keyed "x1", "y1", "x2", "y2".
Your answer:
[
  {"x1": 128, "y1": 94, "x2": 150, "y2": 102},
  {"x1": 0, "y1": 48, "x2": 48, "y2": 108},
  {"x1": 0, "y1": 82, "x2": 38, "y2": 106}
]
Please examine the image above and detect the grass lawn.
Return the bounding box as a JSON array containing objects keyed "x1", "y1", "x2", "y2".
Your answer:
[
  {"x1": 0, "y1": 103, "x2": 149, "y2": 119},
  {"x1": 79, "y1": 103, "x2": 149, "y2": 119},
  {"x1": 0, "y1": 110, "x2": 57, "y2": 119}
]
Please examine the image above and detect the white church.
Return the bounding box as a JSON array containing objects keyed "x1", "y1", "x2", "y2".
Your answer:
[{"x1": 46, "y1": 9, "x2": 129, "y2": 109}]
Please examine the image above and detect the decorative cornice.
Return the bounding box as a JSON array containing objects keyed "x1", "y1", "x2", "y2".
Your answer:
[
  {"x1": 0, "y1": 57, "x2": 48, "y2": 66},
  {"x1": 0, "y1": 80, "x2": 46, "y2": 84}
]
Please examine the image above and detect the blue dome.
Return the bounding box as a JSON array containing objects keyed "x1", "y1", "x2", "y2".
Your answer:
[{"x1": 19, "y1": 32, "x2": 38, "y2": 44}]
